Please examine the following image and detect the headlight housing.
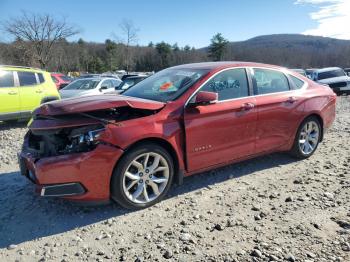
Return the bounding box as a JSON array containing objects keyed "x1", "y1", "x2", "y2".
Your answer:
[{"x1": 64, "y1": 126, "x2": 105, "y2": 154}]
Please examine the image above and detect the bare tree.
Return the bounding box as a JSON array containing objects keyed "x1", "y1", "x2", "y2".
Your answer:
[
  {"x1": 118, "y1": 19, "x2": 139, "y2": 72},
  {"x1": 2, "y1": 11, "x2": 79, "y2": 69}
]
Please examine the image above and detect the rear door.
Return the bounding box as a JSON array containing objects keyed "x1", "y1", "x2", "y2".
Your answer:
[
  {"x1": 17, "y1": 71, "x2": 43, "y2": 113},
  {"x1": 184, "y1": 68, "x2": 257, "y2": 172},
  {"x1": 251, "y1": 68, "x2": 304, "y2": 153},
  {"x1": 0, "y1": 70, "x2": 20, "y2": 119}
]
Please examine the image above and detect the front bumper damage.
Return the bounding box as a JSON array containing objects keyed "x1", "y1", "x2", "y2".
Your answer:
[
  {"x1": 18, "y1": 95, "x2": 163, "y2": 202},
  {"x1": 19, "y1": 142, "x2": 124, "y2": 202}
]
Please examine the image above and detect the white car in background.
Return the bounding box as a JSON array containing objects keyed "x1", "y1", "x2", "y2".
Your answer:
[
  {"x1": 59, "y1": 77, "x2": 122, "y2": 99},
  {"x1": 312, "y1": 67, "x2": 350, "y2": 95}
]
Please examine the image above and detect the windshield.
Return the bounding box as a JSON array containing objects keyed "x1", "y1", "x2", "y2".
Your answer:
[
  {"x1": 63, "y1": 79, "x2": 100, "y2": 90},
  {"x1": 122, "y1": 68, "x2": 209, "y2": 102},
  {"x1": 318, "y1": 69, "x2": 346, "y2": 80}
]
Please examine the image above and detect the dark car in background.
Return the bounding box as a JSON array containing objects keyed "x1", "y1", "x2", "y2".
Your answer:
[
  {"x1": 344, "y1": 68, "x2": 350, "y2": 76},
  {"x1": 116, "y1": 75, "x2": 148, "y2": 93}
]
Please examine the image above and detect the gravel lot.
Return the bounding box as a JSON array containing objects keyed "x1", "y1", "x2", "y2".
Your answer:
[{"x1": 0, "y1": 96, "x2": 349, "y2": 262}]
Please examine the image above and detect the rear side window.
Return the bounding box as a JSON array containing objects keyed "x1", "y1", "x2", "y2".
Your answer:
[
  {"x1": 289, "y1": 75, "x2": 305, "y2": 89},
  {"x1": 51, "y1": 76, "x2": 58, "y2": 83},
  {"x1": 18, "y1": 71, "x2": 37, "y2": 86},
  {"x1": 38, "y1": 73, "x2": 45, "y2": 83},
  {"x1": 0, "y1": 70, "x2": 15, "y2": 88},
  {"x1": 253, "y1": 68, "x2": 289, "y2": 95},
  {"x1": 200, "y1": 68, "x2": 249, "y2": 101}
]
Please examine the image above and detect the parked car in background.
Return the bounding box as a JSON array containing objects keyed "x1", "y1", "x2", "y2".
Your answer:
[
  {"x1": 121, "y1": 74, "x2": 148, "y2": 81},
  {"x1": 19, "y1": 62, "x2": 336, "y2": 209},
  {"x1": 0, "y1": 65, "x2": 59, "y2": 122},
  {"x1": 305, "y1": 68, "x2": 318, "y2": 79},
  {"x1": 51, "y1": 73, "x2": 73, "y2": 90},
  {"x1": 59, "y1": 77, "x2": 122, "y2": 99},
  {"x1": 115, "y1": 75, "x2": 148, "y2": 93},
  {"x1": 290, "y1": 69, "x2": 307, "y2": 77},
  {"x1": 312, "y1": 67, "x2": 350, "y2": 95},
  {"x1": 344, "y1": 68, "x2": 350, "y2": 76}
]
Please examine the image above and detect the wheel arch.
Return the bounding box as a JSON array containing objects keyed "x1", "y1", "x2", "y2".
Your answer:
[
  {"x1": 40, "y1": 96, "x2": 60, "y2": 104},
  {"x1": 301, "y1": 113, "x2": 324, "y2": 142},
  {"x1": 113, "y1": 137, "x2": 183, "y2": 186}
]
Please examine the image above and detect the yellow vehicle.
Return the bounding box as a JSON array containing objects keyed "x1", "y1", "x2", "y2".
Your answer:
[{"x1": 0, "y1": 65, "x2": 60, "y2": 122}]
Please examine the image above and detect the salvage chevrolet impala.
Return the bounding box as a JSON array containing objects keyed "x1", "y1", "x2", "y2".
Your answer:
[{"x1": 19, "y1": 62, "x2": 336, "y2": 209}]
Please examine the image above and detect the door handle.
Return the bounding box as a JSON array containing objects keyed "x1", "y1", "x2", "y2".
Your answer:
[
  {"x1": 8, "y1": 91, "x2": 18, "y2": 95},
  {"x1": 36, "y1": 90, "x2": 43, "y2": 94},
  {"x1": 286, "y1": 96, "x2": 298, "y2": 103},
  {"x1": 240, "y1": 102, "x2": 255, "y2": 111}
]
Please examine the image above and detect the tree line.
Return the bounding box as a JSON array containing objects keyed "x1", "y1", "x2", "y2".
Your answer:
[{"x1": 1, "y1": 12, "x2": 350, "y2": 74}]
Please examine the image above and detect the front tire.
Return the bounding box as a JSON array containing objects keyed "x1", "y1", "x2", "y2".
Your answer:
[
  {"x1": 289, "y1": 116, "x2": 321, "y2": 159},
  {"x1": 111, "y1": 143, "x2": 174, "y2": 210}
]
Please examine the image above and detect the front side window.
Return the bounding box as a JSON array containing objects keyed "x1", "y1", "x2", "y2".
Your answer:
[
  {"x1": 101, "y1": 80, "x2": 113, "y2": 88},
  {"x1": 199, "y1": 68, "x2": 249, "y2": 101},
  {"x1": 123, "y1": 68, "x2": 209, "y2": 102},
  {"x1": 0, "y1": 70, "x2": 15, "y2": 88},
  {"x1": 18, "y1": 71, "x2": 37, "y2": 86},
  {"x1": 62, "y1": 79, "x2": 101, "y2": 90},
  {"x1": 253, "y1": 68, "x2": 289, "y2": 95}
]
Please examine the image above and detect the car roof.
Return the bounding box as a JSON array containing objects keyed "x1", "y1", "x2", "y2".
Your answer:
[
  {"x1": 75, "y1": 77, "x2": 116, "y2": 81},
  {"x1": 0, "y1": 65, "x2": 45, "y2": 73},
  {"x1": 124, "y1": 76, "x2": 147, "y2": 79},
  {"x1": 315, "y1": 67, "x2": 342, "y2": 73},
  {"x1": 169, "y1": 61, "x2": 287, "y2": 71}
]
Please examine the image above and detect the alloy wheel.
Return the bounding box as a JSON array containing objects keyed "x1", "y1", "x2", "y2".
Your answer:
[
  {"x1": 298, "y1": 120, "x2": 320, "y2": 155},
  {"x1": 122, "y1": 152, "x2": 170, "y2": 204}
]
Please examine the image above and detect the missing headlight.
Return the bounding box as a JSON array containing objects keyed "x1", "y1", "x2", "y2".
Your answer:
[{"x1": 27, "y1": 124, "x2": 106, "y2": 157}]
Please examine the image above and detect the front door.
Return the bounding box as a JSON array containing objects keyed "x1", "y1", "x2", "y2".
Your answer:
[{"x1": 184, "y1": 68, "x2": 257, "y2": 172}]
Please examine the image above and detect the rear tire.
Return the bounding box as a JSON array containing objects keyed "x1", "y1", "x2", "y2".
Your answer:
[
  {"x1": 289, "y1": 116, "x2": 321, "y2": 159},
  {"x1": 111, "y1": 143, "x2": 174, "y2": 210}
]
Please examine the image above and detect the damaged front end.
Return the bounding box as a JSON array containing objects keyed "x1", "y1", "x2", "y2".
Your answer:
[
  {"x1": 26, "y1": 124, "x2": 105, "y2": 158},
  {"x1": 19, "y1": 95, "x2": 165, "y2": 201}
]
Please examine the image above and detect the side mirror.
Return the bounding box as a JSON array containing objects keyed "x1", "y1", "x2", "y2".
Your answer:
[
  {"x1": 192, "y1": 91, "x2": 218, "y2": 106},
  {"x1": 100, "y1": 85, "x2": 108, "y2": 91}
]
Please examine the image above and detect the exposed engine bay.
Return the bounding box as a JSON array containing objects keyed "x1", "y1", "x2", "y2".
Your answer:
[{"x1": 25, "y1": 107, "x2": 156, "y2": 158}]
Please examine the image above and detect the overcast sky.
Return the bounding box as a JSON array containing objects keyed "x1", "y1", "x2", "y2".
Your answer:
[{"x1": 0, "y1": 0, "x2": 349, "y2": 47}]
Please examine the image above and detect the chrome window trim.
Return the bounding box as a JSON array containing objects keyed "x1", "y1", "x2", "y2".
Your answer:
[{"x1": 184, "y1": 66, "x2": 308, "y2": 107}]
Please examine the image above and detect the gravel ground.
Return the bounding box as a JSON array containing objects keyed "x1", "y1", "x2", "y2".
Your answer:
[{"x1": 0, "y1": 96, "x2": 349, "y2": 262}]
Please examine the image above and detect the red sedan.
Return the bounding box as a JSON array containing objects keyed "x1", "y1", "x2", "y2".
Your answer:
[
  {"x1": 19, "y1": 62, "x2": 336, "y2": 209},
  {"x1": 51, "y1": 73, "x2": 73, "y2": 89}
]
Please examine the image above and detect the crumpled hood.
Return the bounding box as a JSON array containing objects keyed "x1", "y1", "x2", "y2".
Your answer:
[
  {"x1": 34, "y1": 94, "x2": 165, "y2": 116},
  {"x1": 318, "y1": 76, "x2": 350, "y2": 84}
]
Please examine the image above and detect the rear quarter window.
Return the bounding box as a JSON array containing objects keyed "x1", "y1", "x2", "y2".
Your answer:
[
  {"x1": 18, "y1": 71, "x2": 37, "y2": 86},
  {"x1": 38, "y1": 73, "x2": 45, "y2": 83},
  {"x1": 289, "y1": 75, "x2": 305, "y2": 89}
]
